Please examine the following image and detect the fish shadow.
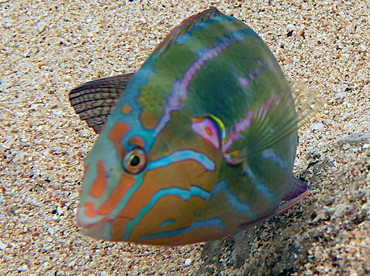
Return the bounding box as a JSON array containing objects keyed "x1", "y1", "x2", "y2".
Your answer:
[{"x1": 197, "y1": 158, "x2": 335, "y2": 275}]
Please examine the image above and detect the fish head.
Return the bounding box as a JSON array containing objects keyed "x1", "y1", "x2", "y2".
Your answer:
[{"x1": 77, "y1": 110, "x2": 223, "y2": 245}]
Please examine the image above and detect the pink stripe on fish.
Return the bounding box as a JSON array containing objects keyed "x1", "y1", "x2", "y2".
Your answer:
[{"x1": 155, "y1": 42, "x2": 234, "y2": 135}]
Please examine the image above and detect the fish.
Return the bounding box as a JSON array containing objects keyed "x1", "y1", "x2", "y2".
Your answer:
[{"x1": 69, "y1": 7, "x2": 308, "y2": 246}]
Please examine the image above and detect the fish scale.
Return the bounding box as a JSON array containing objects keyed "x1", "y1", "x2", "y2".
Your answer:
[{"x1": 69, "y1": 7, "x2": 308, "y2": 246}]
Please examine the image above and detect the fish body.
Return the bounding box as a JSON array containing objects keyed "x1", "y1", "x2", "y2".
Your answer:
[{"x1": 70, "y1": 7, "x2": 307, "y2": 245}]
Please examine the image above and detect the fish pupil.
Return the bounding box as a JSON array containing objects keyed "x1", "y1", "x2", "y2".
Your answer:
[{"x1": 130, "y1": 155, "x2": 141, "y2": 167}]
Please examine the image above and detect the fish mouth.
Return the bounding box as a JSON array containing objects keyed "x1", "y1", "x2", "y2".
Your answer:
[
  {"x1": 77, "y1": 205, "x2": 132, "y2": 241},
  {"x1": 76, "y1": 206, "x2": 111, "y2": 239}
]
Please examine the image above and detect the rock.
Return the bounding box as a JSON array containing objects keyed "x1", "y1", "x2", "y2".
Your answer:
[
  {"x1": 311, "y1": 123, "x2": 325, "y2": 130},
  {"x1": 336, "y1": 132, "x2": 370, "y2": 146},
  {"x1": 331, "y1": 204, "x2": 351, "y2": 219}
]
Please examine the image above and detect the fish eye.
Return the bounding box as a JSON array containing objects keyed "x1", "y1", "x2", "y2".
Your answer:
[{"x1": 123, "y1": 147, "x2": 147, "y2": 174}]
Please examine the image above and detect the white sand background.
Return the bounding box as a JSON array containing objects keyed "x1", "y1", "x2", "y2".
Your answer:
[{"x1": 1, "y1": 1, "x2": 369, "y2": 275}]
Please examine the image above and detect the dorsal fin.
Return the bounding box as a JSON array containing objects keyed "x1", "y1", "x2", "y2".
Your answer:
[
  {"x1": 153, "y1": 7, "x2": 223, "y2": 54},
  {"x1": 69, "y1": 73, "x2": 134, "y2": 134}
]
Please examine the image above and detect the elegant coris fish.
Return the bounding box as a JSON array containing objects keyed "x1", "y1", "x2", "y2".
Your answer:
[{"x1": 70, "y1": 7, "x2": 308, "y2": 246}]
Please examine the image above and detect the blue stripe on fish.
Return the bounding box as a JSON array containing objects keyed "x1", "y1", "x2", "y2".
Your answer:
[
  {"x1": 146, "y1": 150, "x2": 216, "y2": 171},
  {"x1": 244, "y1": 167, "x2": 276, "y2": 204},
  {"x1": 212, "y1": 180, "x2": 255, "y2": 219},
  {"x1": 137, "y1": 218, "x2": 225, "y2": 242},
  {"x1": 161, "y1": 219, "x2": 175, "y2": 227},
  {"x1": 174, "y1": 14, "x2": 236, "y2": 45},
  {"x1": 124, "y1": 186, "x2": 212, "y2": 240},
  {"x1": 261, "y1": 148, "x2": 290, "y2": 171}
]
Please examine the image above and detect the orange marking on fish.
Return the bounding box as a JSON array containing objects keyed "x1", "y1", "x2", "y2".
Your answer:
[
  {"x1": 108, "y1": 122, "x2": 130, "y2": 154},
  {"x1": 84, "y1": 201, "x2": 99, "y2": 218},
  {"x1": 110, "y1": 216, "x2": 131, "y2": 241},
  {"x1": 109, "y1": 160, "x2": 218, "y2": 241},
  {"x1": 140, "y1": 112, "x2": 158, "y2": 130},
  {"x1": 121, "y1": 104, "x2": 132, "y2": 114},
  {"x1": 89, "y1": 160, "x2": 107, "y2": 198},
  {"x1": 129, "y1": 136, "x2": 145, "y2": 147},
  {"x1": 205, "y1": 126, "x2": 213, "y2": 136},
  {"x1": 128, "y1": 196, "x2": 204, "y2": 243},
  {"x1": 97, "y1": 173, "x2": 136, "y2": 215}
]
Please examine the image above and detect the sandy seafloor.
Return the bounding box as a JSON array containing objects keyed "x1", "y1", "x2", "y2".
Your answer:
[{"x1": 0, "y1": 0, "x2": 369, "y2": 275}]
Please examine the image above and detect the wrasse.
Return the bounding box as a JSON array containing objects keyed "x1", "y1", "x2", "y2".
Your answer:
[{"x1": 70, "y1": 7, "x2": 308, "y2": 246}]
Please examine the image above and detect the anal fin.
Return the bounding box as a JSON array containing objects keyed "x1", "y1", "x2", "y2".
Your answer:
[
  {"x1": 283, "y1": 176, "x2": 308, "y2": 201},
  {"x1": 238, "y1": 176, "x2": 308, "y2": 229}
]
